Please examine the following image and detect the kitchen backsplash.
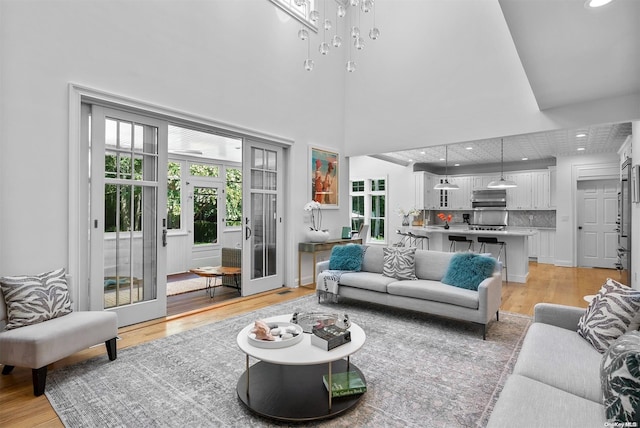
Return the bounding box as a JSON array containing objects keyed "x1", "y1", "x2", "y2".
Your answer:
[
  {"x1": 509, "y1": 210, "x2": 556, "y2": 228},
  {"x1": 424, "y1": 210, "x2": 556, "y2": 228}
]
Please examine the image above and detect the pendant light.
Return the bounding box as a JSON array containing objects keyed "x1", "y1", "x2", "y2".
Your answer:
[
  {"x1": 487, "y1": 138, "x2": 517, "y2": 189},
  {"x1": 433, "y1": 145, "x2": 459, "y2": 190}
]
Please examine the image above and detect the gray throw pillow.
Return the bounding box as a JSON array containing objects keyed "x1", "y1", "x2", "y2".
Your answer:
[
  {"x1": 577, "y1": 278, "x2": 640, "y2": 353},
  {"x1": 600, "y1": 331, "x2": 640, "y2": 423},
  {"x1": 0, "y1": 268, "x2": 72, "y2": 330},
  {"x1": 382, "y1": 247, "x2": 417, "y2": 280}
]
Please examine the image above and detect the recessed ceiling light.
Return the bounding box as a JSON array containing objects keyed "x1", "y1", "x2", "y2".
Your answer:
[
  {"x1": 454, "y1": 163, "x2": 460, "y2": 167},
  {"x1": 522, "y1": 157, "x2": 528, "y2": 161},
  {"x1": 439, "y1": 158, "x2": 445, "y2": 161},
  {"x1": 466, "y1": 147, "x2": 473, "y2": 150},
  {"x1": 576, "y1": 133, "x2": 587, "y2": 138},
  {"x1": 420, "y1": 151, "x2": 425, "y2": 155},
  {"x1": 577, "y1": 147, "x2": 586, "y2": 151},
  {"x1": 585, "y1": 0, "x2": 614, "y2": 8}
]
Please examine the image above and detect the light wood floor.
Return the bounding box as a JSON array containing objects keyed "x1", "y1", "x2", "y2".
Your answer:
[{"x1": 0, "y1": 263, "x2": 619, "y2": 427}]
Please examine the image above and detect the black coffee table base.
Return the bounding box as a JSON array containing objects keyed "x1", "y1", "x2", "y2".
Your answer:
[{"x1": 236, "y1": 358, "x2": 365, "y2": 422}]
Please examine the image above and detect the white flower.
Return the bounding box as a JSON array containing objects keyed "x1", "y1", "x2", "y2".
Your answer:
[{"x1": 304, "y1": 201, "x2": 321, "y2": 211}]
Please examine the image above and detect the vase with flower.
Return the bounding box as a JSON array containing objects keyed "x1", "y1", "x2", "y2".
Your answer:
[
  {"x1": 438, "y1": 213, "x2": 453, "y2": 229},
  {"x1": 304, "y1": 201, "x2": 330, "y2": 242},
  {"x1": 398, "y1": 207, "x2": 421, "y2": 227}
]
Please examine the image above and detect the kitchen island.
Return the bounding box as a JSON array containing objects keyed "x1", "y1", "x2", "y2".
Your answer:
[{"x1": 405, "y1": 226, "x2": 535, "y2": 283}]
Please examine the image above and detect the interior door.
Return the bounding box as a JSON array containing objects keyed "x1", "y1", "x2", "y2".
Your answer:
[
  {"x1": 90, "y1": 106, "x2": 168, "y2": 326},
  {"x1": 577, "y1": 179, "x2": 619, "y2": 268},
  {"x1": 242, "y1": 141, "x2": 283, "y2": 295}
]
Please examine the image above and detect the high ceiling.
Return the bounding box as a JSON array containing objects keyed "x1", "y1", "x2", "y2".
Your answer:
[{"x1": 377, "y1": 0, "x2": 639, "y2": 168}]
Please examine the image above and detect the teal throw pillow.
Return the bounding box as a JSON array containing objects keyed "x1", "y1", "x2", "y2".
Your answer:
[
  {"x1": 600, "y1": 331, "x2": 640, "y2": 423},
  {"x1": 329, "y1": 244, "x2": 364, "y2": 271},
  {"x1": 441, "y1": 253, "x2": 496, "y2": 291}
]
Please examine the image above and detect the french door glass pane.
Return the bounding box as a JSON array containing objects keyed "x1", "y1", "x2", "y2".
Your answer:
[
  {"x1": 193, "y1": 186, "x2": 218, "y2": 245},
  {"x1": 103, "y1": 116, "x2": 159, "y2": 310},
  {"x1": 250, "y1": 147, "x2": 277, "y2": 280}
]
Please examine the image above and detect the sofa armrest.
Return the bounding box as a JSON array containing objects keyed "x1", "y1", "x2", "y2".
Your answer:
[
  {"x1": 316, "y1": 260, "x2": 330, "y2": 274},
  {"x1": 477, "y1": 272, "x2": 502, "y2": 323},
  {"x1": 533, "y1": 303, "x2": 585, "y2": 331}
]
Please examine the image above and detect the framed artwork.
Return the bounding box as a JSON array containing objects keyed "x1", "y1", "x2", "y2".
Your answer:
[{"x1": 309, "y1": 146, "x2": 339, "y2": 208}]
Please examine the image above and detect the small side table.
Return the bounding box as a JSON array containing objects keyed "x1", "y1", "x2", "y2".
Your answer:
[
  {"x1": 189, "y1": 266, "x2": 241, "y2": 297},
  {"x1": 298, "y1": 238, "x2": 362, "y2": 288}
]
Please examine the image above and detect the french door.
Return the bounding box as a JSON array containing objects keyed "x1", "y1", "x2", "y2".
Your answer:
[
  {"x1": 90, "y1": 106, "x2": 168, "y2": 326},
  {"x1": 242, "y1": 141, "x2": 284, "y2": 295}
]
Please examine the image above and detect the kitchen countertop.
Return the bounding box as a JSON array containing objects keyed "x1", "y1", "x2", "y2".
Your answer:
[{"x1": 407, "y1": 226, "x2": 536, "y2": 237}]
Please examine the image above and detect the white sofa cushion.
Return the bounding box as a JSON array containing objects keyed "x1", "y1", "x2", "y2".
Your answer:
[
  {"x1": 361, "y1": 245, "x2": 384, "y2": 274},
  {"x1": 414, "y1": 250, "x2": 453, "y2": 280},
  {"x1": 513, "y1": 322, "x2": 603, "y2": 403},
  {"x1": 338, "y1": 271, "x2": 396, "y2": 293},
  {"x1": 487, "y1": 375, "x2": 605, "y2": 428},
  {"x1": 387, "y1": 280, "x2": 479, "y2": 309}
]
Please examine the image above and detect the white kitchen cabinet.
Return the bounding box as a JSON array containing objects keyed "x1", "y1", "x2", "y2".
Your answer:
[
  {"x1": 447, "y1": 176, "x2": 472, "y2": 209},
  {"x1": 414, "y1": 172, "x2": 438, "y2": 209},
  {"x1": 528, "y1": 229, "x2": 539, "y2": 259},
  {"x1": 506, "y1": 172, "x2": 532, "y2": 209},
  {"x1": 531, "y1": 170, "x2": 550, "y2": 209},
  {"x1": 538, "y1": 229, "x2": 556, "y2": 264},
  {"x1": 548, "y1": 167, "x2": 557, "y2": 209}
]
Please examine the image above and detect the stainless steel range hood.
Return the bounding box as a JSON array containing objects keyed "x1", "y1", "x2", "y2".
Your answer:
[{"x1": 471, "y1": 189, "x2": 507, "y2": 209}]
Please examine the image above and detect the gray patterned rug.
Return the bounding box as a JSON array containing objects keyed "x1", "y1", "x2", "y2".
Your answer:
[{"x1": 45, "y1": 295, "x2": 530, "y2": 427}]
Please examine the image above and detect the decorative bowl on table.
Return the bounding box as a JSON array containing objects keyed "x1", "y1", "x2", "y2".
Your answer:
[
  {"x1": 290, "y1": 311, "x2": 351, "y2": 333},
  {"x1": 247, "y1": 322, "x2": 304, "y2": 349}
]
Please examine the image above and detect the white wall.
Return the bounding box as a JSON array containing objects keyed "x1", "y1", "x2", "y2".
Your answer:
[
  {"x1": 349, "y1": 155, "x2": 416, "y2": 245},
  {"x1": 0, "y1": 1, "x2": 348, "y2": 294},
  {"x1": 631, "y1": 121, "x2": 639, "y2": 290},
  {"x1": 343, "y1": 1, "x2": 640, "y2": 156},
  {"x1": 554, "y1": 153, "x2": 620, "y2": 267}
]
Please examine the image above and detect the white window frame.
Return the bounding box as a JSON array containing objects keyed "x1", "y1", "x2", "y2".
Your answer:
[
  {"x1": 269, "y1": 0, "x2": 318, "y2": 31},
  {"x1": 350, "y1": 176, "x2": 388, "y2": 245}
]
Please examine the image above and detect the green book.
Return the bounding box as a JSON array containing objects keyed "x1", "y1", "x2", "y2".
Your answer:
[{"x1": 322, "y1": 371, "x2": 367, "y2": 397}]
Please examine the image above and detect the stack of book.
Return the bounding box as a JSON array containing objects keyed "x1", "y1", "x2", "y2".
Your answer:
[
  {"x1": 311, "y1": 324, "x2": 351, "y2": 350},
  {"x1": 322, "y1": 371, "x2": 367, "y2": 397}
]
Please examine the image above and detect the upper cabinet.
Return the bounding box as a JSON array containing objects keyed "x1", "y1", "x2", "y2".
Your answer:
[{"x1": 414, "y1": 168, "x2": 555, "y2": 211}]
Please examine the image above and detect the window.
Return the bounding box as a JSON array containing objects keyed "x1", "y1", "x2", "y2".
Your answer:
[
  {"x1": 167, "y1": 161, "x2": 182, "y2": 230},
  {"x1": 269, "y1": 0, "x2": 318, "y2": 30},
  {"x1": 189, "y1": 163, "x2": 219, "y2": 177},
  {"x1": 350, "y1": 177, "x2": 387, "y2": 243},
  {"x1": 225, "y1": 167, "x2": 242, "y2": 227}
]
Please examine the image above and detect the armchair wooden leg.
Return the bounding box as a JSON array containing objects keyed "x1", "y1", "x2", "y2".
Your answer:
[
  {"x1": 2, "y1": 365, "x2": 15, "y2": 375},
  {"x1": 105, "y1": 337, "x2": 117, "y2": 361},
  {"x1": 32, "y1": 366, "x2": 47, "y2": 396}
]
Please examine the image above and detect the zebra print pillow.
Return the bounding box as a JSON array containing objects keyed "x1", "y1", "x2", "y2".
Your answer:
[
  {"x1": 600, "y1": 331, "x2": 640, "y2": 423},
  {"x1": 578, "y1": 278, "x2": 640, "y2": 353},
  {"x1": 382, "y1": 247, "x2": 417, "y2": 280},
  {"x1": 0, "y1": 268, "x2": 72, "y2": 330}
]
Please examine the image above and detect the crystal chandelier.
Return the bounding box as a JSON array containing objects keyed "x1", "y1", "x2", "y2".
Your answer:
[{"x1": 298, "y1": 0, "x2": 380, "y2": 72}]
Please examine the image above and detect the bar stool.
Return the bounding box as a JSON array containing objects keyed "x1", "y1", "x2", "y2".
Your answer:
[
  {"x1": 395, "y1": 229, "x2": 411, "y2": 247},
  {"x1": 407, "y1": 232, "x2": 429, "y2": 250},
  {"x1": 478, "y1": 236, "x2": 508, "y2": 283},
  {"x1": 449, "y1": 235, "x2": 474, "y2": 252}
]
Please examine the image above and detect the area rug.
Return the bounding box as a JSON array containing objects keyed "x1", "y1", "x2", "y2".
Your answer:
[
  {"x1": 166, "y1": 277, "x2": 210, "y2": 296},
  {"x1": 45, "y1": 296, "x2": 531, "y2": 427}
]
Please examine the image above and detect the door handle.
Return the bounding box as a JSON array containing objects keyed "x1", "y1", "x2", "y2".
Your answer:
[
  {"x1": 245, "y1": 217, "x2": 252, "y2": 240},
  {"x1": 162, "y1": 229, "x2": 168, "y2": 247},
  {"x1": 578, "y1": 226, "x2": 582, "y2": 230}
]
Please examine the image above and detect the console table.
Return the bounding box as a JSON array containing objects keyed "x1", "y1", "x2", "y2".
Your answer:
[{"x1": 298, "y1": 238, "x2": 362, "y2": 288}]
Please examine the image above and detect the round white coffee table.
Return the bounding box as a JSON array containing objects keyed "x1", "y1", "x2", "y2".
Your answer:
[{"x1": 236, "y1": 314, "x2": 366, "y2": 422}]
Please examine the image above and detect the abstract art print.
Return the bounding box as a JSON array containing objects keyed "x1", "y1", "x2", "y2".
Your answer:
[{"x1": 310, "y1": 146, "x2": 339, "y2": 208}]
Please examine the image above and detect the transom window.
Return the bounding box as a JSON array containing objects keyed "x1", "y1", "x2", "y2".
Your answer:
[{"x1": 269, "y1": 0, "x2": 318, "y2": 30}]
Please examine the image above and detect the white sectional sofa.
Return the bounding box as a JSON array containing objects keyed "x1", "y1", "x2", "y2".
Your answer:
[{"x1": 316, "y1": 245, "x2": 502, "y2": 339}]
